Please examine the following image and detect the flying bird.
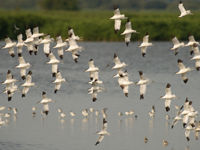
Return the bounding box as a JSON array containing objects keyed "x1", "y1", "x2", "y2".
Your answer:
[
  {"x1": 53, "y1": 36, "x2": 67, "y2": 59},
  {"x1": 2, "y1": 37, "x2": 16, "y2": 57},
  {"x1": 21, "y1": 71, "x2": 35, "y2": 97},
  {"x1": 171, "y1": 36, "x2": 184, "y2": 55},
  {"x1": 53, "y1": 71, "x2": 66, "y2": 93},
  {"x1": 47, "y1": 52, "x2": 60, "y2": 77},
  {"x1": 178, "y1": 1, "x2": 192, "y2": 18},
  {"x1": 139, "y1": 33, "x2": 152, "y2": 57}
]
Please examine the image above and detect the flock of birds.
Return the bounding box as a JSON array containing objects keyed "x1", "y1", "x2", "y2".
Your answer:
[{"x1": 0, "y1": 1, "x2": 200, "y2": 147}]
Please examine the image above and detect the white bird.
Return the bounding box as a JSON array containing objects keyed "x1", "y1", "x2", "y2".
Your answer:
[
  {"x1": 102, "y1": 108, "x2": 108, "y2": 119},
  {"x1": 32, "y1": 106, "x2": 36, "y2": 117},
  {"x1": 53, "y1": 36, "x2": 67, "y2": 60},
  {"x1": 47, "y1": 52, "x2": 60, "y2": 77},
  {"x1": 185, "y1": 35, "x2": 199, "y2": 55},
  {"x1": 161, "y1": 83, "x2": 176, "y2": 112},
  {"x1": 53, "y1": 71, "x2": 66, "y2": 93},
  {"x1": 2, "y1": 37, "x2": 16, "y2": 57},
  {"x1": 121, "y1": 18, "x2": 138, "y2": 46},
  {"x1": 176, "y1": 59, "x2": 192, "y2": 84},
  {"x1": 191, "y1": 43, "x2": 200, "y2": 71},
  {"x1": 21, "y1": 71, "x2": 35, "y2": 97},
  {"x1": 40, "y1": 35, "x2": 53, "y2": 57},
  {"x1": 88, "y1": 86, "x2": 104, "y2": 102},
  {"x1": 85, "y1": 59, "x2": 99, "y2": 80},
  {"x1": 32, "y1": 27, "x2": 44, "y2": 55},
  {"x1": 136, "y1": 71, "x2": 150, "y2": 100},
  {"x1": 178, "y1": 1, "x2": 192, "y2": 18},
  {"x1": 112, "y1": 53, "x2": 127, "y2": 71},
  {"x1": 57, "y1": 108, "x2": 66, "y2": 119},
  {"x1": 12, "y1": 107, "x2": 18, "y2": 116},
  {"x1": 139, "y1": 33, "x2": 152, "y2": 57},
  {"x1": 70, "y1": 111, "x2": 76, "y2": 117},
  {"x1": 24, "y1": 28, "x2": 34, "y2": 55},
  {"x1": 171, "y1": 36, "x2": 184, "y2": 55},
  {"x1": 118, "y1": 71, "x2": 134, "y2": 97},
  {"x1": 149, "y1": 105, "x2": 155, "y2": 118},
  {"x1": 95, "y1": 118, "x2": 110, "y2": 145},
  {"x1": 110, "y1": 6, "x2": 126, "y2": 33},
  {"x1": 38, "y1": 92, "x2": 54, "y2": 116},
  {"x1": 16, "y1": 34, "x2": 25, "y2": 55},
  {"x1": 2, "y1": 70, "x2": 17, "y2": 86},
  {"x1": 82, "y1": 109, "x2": 89, "y2": 117},
  {"x1": 68, "y1": 27, "x2": 80, "y2": 41},
  {"x1": 4, "y1": 82, "x2": 18, "y2": 102},
  {"x1": 89, "y1": 71, "x2": 103, "y2": 85},
  {"x1": 65, "y1": 34, "x2": 83, "y2": 63},
  {"x1": 16, "y1": 53, "x2": 31, "y2": 80},
  {"x1": 185, "y1": 125, "x2": 194, "y2": 141}
]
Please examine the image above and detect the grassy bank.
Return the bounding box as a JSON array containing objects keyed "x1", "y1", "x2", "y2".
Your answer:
[{"x1": 0, "y1": 10, "x2": 200, "y2": 41}]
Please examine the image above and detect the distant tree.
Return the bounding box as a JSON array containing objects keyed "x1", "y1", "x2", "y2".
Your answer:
[
  {"x1": 40, "y1": 0, "x2": 79, "y2": 10},
  {"x1": 144, "y1": 0, "x2": 168, "y2": 9}
]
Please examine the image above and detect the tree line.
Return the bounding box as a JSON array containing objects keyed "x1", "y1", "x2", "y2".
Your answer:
[{"x1": 0, "y1": 0, "x2": 200, "y2": 10}]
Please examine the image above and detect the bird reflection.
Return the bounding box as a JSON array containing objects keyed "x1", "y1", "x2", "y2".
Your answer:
[{"x1": 81, "y1": 118, "x2": 88, "y2": 132}]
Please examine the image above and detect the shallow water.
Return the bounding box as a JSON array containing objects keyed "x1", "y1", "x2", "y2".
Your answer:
[{"x1": 0, "y1": 41, "x2": 199, "y2": 150}]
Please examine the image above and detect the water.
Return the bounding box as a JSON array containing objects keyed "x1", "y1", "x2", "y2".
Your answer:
[{"x1": 0, "y1": 41, "x2": 199, "y2": 150}]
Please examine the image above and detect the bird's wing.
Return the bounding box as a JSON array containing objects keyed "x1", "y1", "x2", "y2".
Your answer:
[
  {"x1": 95, "y1": 135, "x2": 104, "y2": 146},
  {"x1": 178, "y1": 3, "x2": 186, "y2": 14},
  {"x1": 143, "y1": 35, "x2": 149, "y2": 43},
  {"x1": 172, "y1": 37, "x2": 180, "y2": 45}
]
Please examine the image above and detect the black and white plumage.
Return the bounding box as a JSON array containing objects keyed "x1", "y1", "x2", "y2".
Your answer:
[
  {"x1": 191, "y1": 44, "x2": 200, "y2": 71},
  {"x1": 121, "y1": 18, "x2": 137, "y2": 46},
  {"x1": 65, "y1": 34, "x2": 83, "y2": 63},
  {"x1": 68, "y1": 27, "x2": 80, "y2": 41},
  {"x1": 160, "y1": 83, "x2": 176, "y2": 112},
  {"x1": 16, "y1": 53, "x2": 31, "y2": 80},
  {"x1": 85, "y1": 59, "x2": 99, "y2": 80},
  {"x1": 32, "y1": 27, "x2": 44, "y2": 55},
  {"x1": 21, "y1": 71, "x2": 35, "y2": 97},
  {"x1": 112, "y1": 53, "x2": 127, "y2": 71},
  {"x1": 24, "y1": 28, "x2": 34, "y2": 55},
  {"x1": 171, "y1": 36, "x2": 184, "y2": 55},
  {"x1": 118, "y1": 71, "x2": 134, "y2": 97},
  {"x1": 110, "y1": 6, "x2": 126, "y2": 33},
  {"x1": 53, "y1": 71, "x2": 66, "y2": 93},
  {"x1": 40, "y1": 35, "x2": 53, "y2": 57},
  {"x1": 53, "y1": 36, "x2": 67, "y2": 60},
  {"x1": 95, "y1": 118, "x2": 109, "y2": 146},
  {"x1": 136, "y1": 71, "x2": 150, "y2": 100},
  {"x1": 139, "y1": 33, "x2": 152, "y2": 57},
  {"x1": 47, "y1": 52, "x2": 60, "y2": 77},
  {"x1": 16, "y1": 34, "x2": 25, "y2": 55},
  {"x1": 185, "y1": 35, "x2": 199, "y2": 55},
  {"x1": 178, "y1": 1, "x2": 192, "y2": 18},
  {"x1": 176, "y1": 59, "x2": 192, "y2": 84},
  {"x1": 2, "y1": 37, "x2": 16, "y2": 57}
]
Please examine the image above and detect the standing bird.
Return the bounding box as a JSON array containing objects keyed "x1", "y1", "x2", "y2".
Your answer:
[
  {"x1": 16, "y1": 34, "x2": 25, "y2": 55},
  {"x1": 21, "y1": 71, "x2": 35, "y2": 97},
  {"x1": 95, "y1": 118, "x2": 110, "y2": 146},
  {"x1": 185, "y1": 35, "x2": 199, "y2": 55},
  {"x1": 136, "y1": 71, "x2": 150, "y2": 100},
  {"x1": 191, "y1": 43, "x2": 200, "y2": 71},
  {"x1": 176, "y1": 59, "x2": 192, "y2": 84},
  {"x1": 53, "y1": 71, "x2": 66, "y2": 93},
  {"x1": 161, "y1": 83, "x2": 176, "y2": 112},
  {"x1": 16, "y1": 53, "x2": 31, "y2": 80},
  {"x1": 178, "y1": 1, "x2": 192, "y2": 18},
  {"x1": 65, "y1": 34, "x2": 83, "y2": 63},
  {"x1": 171, "y1": 36, "x2": 184, "y2": 55},
  {"x1": 32, "y1": 26, "x2": 44, "y2": 55},
  {"x1": 110, "y1": 6, "x2": 126, "y2": 33},
  {"x1": 118, "y1": 71, "x2": 134, "y2": 97},
  {"x1": 53, "y1": 36, "x2": 67, "y2": 60},
  {"x1": 40, "y1": 35, "x2": 53, "y2": 57},
  {"x1": 32, "y1": 106, "x2": 36, "y2": 117},
  {"x1": 121, "y1": 18, "x2": 138, "y2": 46},
  {"x1": 139, "y1": 33, "x2": 152, "y2": 57},
  {"x1": 2, "y1": 37, "x2": 16, "y2": 57},
  {"x1": 47, "y1": 52, "x2": 60, "y2": 77}
]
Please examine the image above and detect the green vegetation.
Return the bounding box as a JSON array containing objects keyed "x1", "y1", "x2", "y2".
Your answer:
[{"x1": 0, "y1": 10, "x2": 200, "y2": 41}]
